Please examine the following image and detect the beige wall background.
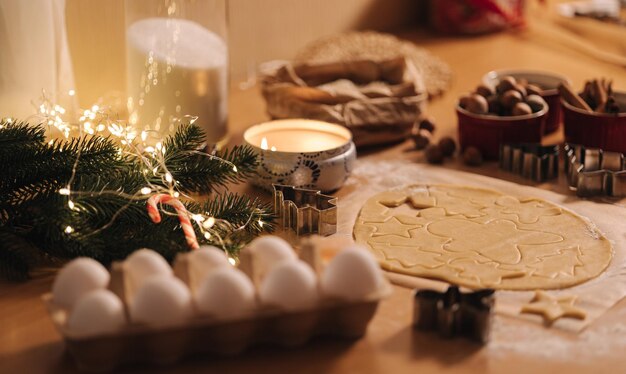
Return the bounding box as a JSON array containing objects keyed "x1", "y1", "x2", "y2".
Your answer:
[{"x1": 65, "y1": 0, "x2": 423, "y2": 107}]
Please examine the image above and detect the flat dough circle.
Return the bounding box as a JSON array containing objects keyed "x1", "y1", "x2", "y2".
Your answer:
[{"x1": 353, "y1": 184, "x2": 612, "y2": 290}]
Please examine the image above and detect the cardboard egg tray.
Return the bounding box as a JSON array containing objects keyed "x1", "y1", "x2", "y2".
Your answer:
[{"x1": 43, "y1": 244, "x2": 391, "y2": 372}]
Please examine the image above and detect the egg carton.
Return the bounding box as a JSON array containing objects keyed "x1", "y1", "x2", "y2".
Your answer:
[{"x1": 43, "y1": 244, "x2": 391, "y2": 372}]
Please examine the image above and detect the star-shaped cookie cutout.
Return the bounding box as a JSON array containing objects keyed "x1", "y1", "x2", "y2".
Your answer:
[
  {"x1": 428, "y1": 218, "x2": 563, "y2": 265},
  {"x1": 367, "y1": 216, "x2": 420, "y2": 238},
  {"x1": 449, "y1": 258, "x2": 526, "y2": 287},
  {"x1": 371, "y1": 243, "x2": 446, "y2": 269},
  {"x1": 520, "y1": 291, "x2": 586, "y2": 323},
  {"x1": 496, "y1": 196, "x2": 562, "y2": 224}
]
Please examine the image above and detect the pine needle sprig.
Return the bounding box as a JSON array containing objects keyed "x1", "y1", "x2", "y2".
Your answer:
[{"x1": 0, "y1": 120, "x2": 274, "y2": 281}]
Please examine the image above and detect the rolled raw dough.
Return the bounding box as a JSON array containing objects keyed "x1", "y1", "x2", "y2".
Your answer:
[{"x1": 353, "y1": 184, "x2": 612, "y2": 290}]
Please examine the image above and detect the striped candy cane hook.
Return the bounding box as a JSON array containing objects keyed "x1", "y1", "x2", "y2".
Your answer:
[{"x1": 146, "y1": 194, "x2": 200, "y2": 250}]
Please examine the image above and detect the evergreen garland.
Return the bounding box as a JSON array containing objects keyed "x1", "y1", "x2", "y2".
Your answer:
[{"x1": 0, "y1": 120, "x2": 273, "y2": 281}]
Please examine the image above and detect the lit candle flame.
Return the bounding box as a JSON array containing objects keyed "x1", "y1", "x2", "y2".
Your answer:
[{"x1": 260, "y1": 137, "x2": 268, "y2": 150}]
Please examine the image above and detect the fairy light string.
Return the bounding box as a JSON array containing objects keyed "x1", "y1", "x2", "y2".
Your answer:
[{"x1": 18, "y1": 90, "x2": 266, "y2": 257}]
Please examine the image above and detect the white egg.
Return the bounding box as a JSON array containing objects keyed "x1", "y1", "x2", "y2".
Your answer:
[
  {"x1": 67, "y1": 289, "x2": 126, "y2": 336},
  {"x1": 321, "y1": 246, "x2": 384, "y2": 300},
  {"x1": 130, "y1": 275, "x2": 192, "y2": 326},
  {"x1": 187, "y1": 245, "x2": 230, "y2": 289},
  {"x1": 125, "y1": 249, "x2": 173, "y2": 291},
  {"x1": 52, "y1": 258, "x2": 110, "y2": 309},
  {"x1": 260, "y1": 260, "x2": 319, "y2": 311},
  {"x1": 195, "y1": 268, "x2": 256, "y2": 319},
  {"x1": 248, "y1": 235, "x2": 297, "y2": 274}
]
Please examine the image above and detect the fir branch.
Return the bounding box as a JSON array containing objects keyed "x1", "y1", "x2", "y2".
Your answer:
[
  {"x1": 0, "y1": 120, "x2": 45, "y2": 145},
  {"x1": 0, "y1": 120, "x2": 274, "y2": 281}
]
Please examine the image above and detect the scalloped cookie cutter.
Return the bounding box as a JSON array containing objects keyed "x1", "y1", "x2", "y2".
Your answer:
[
  {"x1": 564, "y1": 144, "x2": 626, "y2": 197},
  {"x1": 499, "y1": 143, "x2": 559, "y2": 182},
  {"x1": 273, "y1": 184, "x2": 337, "y2": 236},
  {"x1": 413, "y1": 286, "x2": 495, "y2": 343}
]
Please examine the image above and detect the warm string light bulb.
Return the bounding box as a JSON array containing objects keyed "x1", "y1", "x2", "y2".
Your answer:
[{"x1": 27, "y1": 92, "x2": 261, "y2": 248}]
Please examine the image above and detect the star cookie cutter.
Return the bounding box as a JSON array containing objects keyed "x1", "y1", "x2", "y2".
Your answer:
[
  {"x1": 499, "y1": 143, "x2": 559, "y2": 182},
  {"x1": 564, "y1": 143, "x2": 626, "y2": 197},
  {"x1": 273, "y1": 184, "x2": 337, "y2": 236},
  {"x1": 413, "y1": 286, "x2": 495, "y2": 343}
]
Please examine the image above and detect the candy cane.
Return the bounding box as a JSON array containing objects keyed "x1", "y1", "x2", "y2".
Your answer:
[{"x1": 146, "y1": 194, "x2": 199, "y2": 250}]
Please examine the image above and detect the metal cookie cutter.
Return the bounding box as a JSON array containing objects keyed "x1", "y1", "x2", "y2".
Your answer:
[
  {"x1": 273, "y1": 184, "x2": 337, "y2": 236},
  {"x1": 499, "y1": 143, "x2": 559, "y2": 182},
  {"x1": 564, "y1": 144, "x2": 626, "y2": 197},
  {"x1": 413, "y1": 286, "x2": 495, "y2": 343}
]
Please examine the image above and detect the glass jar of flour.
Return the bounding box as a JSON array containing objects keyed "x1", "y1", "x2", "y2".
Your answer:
[{"x1": 125, "y1": 0, "x2": 228, "y2": 146}]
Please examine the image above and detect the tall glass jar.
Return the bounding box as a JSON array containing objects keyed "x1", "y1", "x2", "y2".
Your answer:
[{"x1": 125, "y1": 0, "x2": 228, "y2": 146}]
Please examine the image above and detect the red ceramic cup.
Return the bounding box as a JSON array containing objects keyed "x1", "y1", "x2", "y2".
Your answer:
[
  {"x1": 457, "y1": 103, "x2": 548, "y2": 160},
  {"x1": 562, "y1": 91, "x2": 626, "y2": 153},
  {"x1": 483, "y1": 69, "x2": 571, "y2": 135}
]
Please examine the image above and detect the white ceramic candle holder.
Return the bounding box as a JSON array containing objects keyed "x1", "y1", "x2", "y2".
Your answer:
[{"x1": 243, "y1": 119, "x2": 356, "y2": 193}]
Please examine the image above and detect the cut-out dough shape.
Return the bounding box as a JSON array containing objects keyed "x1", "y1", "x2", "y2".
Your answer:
[
  {"x1": 365, "y1": 216, "x2": 419, "y2": 238},
  {"x1": 353, "y1": 184, "x2": 612, "y2": 290},
  {"x1": 528, "y1": 246, "x2": 583, "y2": 279},
  {"x1": 450, "y1": 258, "x2": 526, "y2": 287},
  {"x1": 428, "y1": 218, "x2": 563, "y2": 265},
  {"x1": 372, "y1": 243, "x2": 446, "y2": 269},
  {"x1": 520, "y1": 290, "x2": 587, "y2": 323},
  {"x1": 496, "y1": 196, "x2": 562, "y2": 224}
]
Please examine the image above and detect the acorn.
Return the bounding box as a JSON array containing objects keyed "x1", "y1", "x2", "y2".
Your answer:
[
  {"x1": 500, "y1": 90, "x2": 523, "y2": 108},
  {"x1": 464, "y1": 94, "x2": 489, "y2": 115},
  {"x1": 411, "y1": 129, "x2": 432, "y2": 150},
  {"x1": 425, "y1": 144, "x2": 444, "y2": 164},
  {"x1": 418, "y1": 118, "x2": 436, "y2": 133},
  {"x1": 463, "y1": 147, "x2": 483, "y2": 166},
  {"x1": 512, "y1": 102, "x2": 533, "y2": 116},
  {"x1": 438, "y1": 137, "x2": 457, "y2": 157},
  {"x1": 496, "y1": 76, "x2": 517, "y2": 93}
]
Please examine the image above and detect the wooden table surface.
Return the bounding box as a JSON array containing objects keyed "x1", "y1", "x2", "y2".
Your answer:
[{"x1": 2, "y1": 11, "x2": 626, "y2": 374}]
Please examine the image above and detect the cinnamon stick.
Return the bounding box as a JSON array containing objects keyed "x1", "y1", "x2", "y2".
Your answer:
[{"x1": 558, "y1": 83, "x2": 593, "y2": 112}]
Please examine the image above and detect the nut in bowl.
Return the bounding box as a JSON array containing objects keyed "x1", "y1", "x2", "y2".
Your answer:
[
  {"x1": 562, "y1": 90, "x2": 626, "y2": 153},
  {"x1": 483, "y1": 69, "x2": 570, "y2": 134},
  {"x1": 457, "y1": 82, "x2": 549, "y2": 160}
]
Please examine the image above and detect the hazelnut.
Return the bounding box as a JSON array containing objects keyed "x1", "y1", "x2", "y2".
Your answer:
[
  {"x1": 496, "y1": 76, "x2": 517, "y2": 93},
  {"x1": 425, "y1": 144, "x2": 444, "y2": 164},
  {"x1": 487, "y1": 95, "x2": 501, "y2": 115},
  {"x1": 459, "y1": 95, "x2": 472, "y2": 109},
  {"x1": 512, "y1": 83, "x2": 527, "y2": 98},
  {"x1": 411, "y1": 129, "x2": 432, "y2": 150},
  {"x1": 512, "y1": 102, "x2": 532, "y2": 116},
  {"x1": 418, "y1": 118, "x2": 436, "y2": 133},
  {"x1": 464, "y1": 94, "x2": 489, "y2": 115},
  {"x1": 525, "y1": 84, "x2": 543, "y2": 96},
  {"x1": 438, "y1": 137, "x2": 457, "y2": 157},
  {"x1": 525, "y1": 94, "x2": 546, "y2": 113},
  {"x1": 475, "y1": 84, "x2": 495, "y2": 98},
  {"x1": 500, "y1": 90, "x2": 523, "y2": 108},
  {"x1": 463, "y1": 147, "x2": 483, "y2": 166}
]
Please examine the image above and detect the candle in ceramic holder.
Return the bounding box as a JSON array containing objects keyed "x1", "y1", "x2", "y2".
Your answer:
[{"x1": 243, "y1": 119, "x2": 356, "y2": 192}]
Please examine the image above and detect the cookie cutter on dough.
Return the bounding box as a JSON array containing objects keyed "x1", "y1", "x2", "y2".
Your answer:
[
  {"x1": 413, "y1": 286, "x2": 495, "y2": 343},
  {"x1": 564, "y1": 143, "x2": 626, "y2": 197},
  {"x1": 499, "y1": 143, "x2": 559, "y2": 182},
  {"x1": 273, "y1": 184, "x2": 337, "y2": 236}
]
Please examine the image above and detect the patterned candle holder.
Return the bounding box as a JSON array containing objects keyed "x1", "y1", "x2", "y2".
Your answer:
[{"x1": 243, "y1": 119, "x2": 356, "y2": 193}]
